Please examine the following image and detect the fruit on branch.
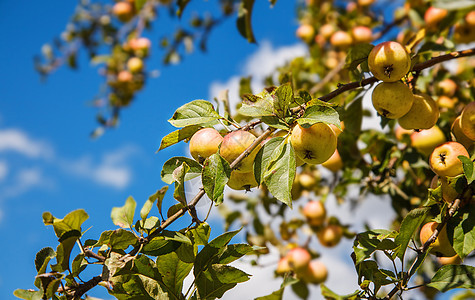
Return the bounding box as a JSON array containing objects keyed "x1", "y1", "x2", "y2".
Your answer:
[
  {"x1": 112, "y1": 1, "x2": 134, "y2": 22},
  {"x1": 298, "y1": 172, "x2": 317, "y2": 190},
  {"x1": 437, "y1": 95, "x2": 457, "y2": 110},
  {"x1": 358, "y1": 0, "x2": 375, "y2": 7},
  {"x1": 291, "y1": 123, "x2": 337, "y2": 165},
  {"x1": 451, "y1": 116, "x2": 474, "y2": 149},
  {"x1": 410, "y1": 125, "x2": 446, "y2": 156},
  {"x1": 398, "y1": 93, "x2": 439, "y2": 130},
  {"x1": 275, "y1": 256, "x2": 291, "y2": 275},
  {"x1": 368, "y1": 41, "x2": 411, "y2": 82},
  {"x1": 227, "y1": 171, "x2": 258, "y2": 191},
  {"x1": 296, "y1": 24, "x2": 315, "y2": 42},
  {"x1": 437, "y1": 78, "x2": 457, "y2": 97},
  {"x1": 352, "y1": 26, "x2": 373, "y2": 43},
  {"x1": 321, "y1": 149, "x2": 343, "y2": 172},
  {"x1": 189, "y1": 128, "x2": 223, "y2": 164},
  {"x1": 429, "y1": 141, "x2": 469, "y2": 177},
  {"x1": 466, "y1": 11, "x2": 475, "y2": 26},
  {"x1": 330, "y1": 31, "x2": 353, "y2": 49},
  {"x1": 420, "y1": 222, "x2": 456, "y2": 257},
  {"x1": 302, "y1": 200, "x2": 326, "y2": 227},
  {"x1": 454, "y1": 22, "x2": 475, "y2": 44},
  {"x1": 437, "y1": 254, "x2": 462, "y2": 265},
  {"x1": 117, "y1": 70, "x2": 133, "y2": 83},
  {"x1": 129, "y1": 37, "x2": 151, "y2": 57},
  {"x1": 371, "y1": 81, "x2": 414, "y2": 119},
  {"x1": 319, "y1": 24, "x2": 335, "y2": 40},
  {"x1": 329, "y1": 122, "x2": 344, "y2": 137},
  {"x1": 286, "y1": 247, "x2": 312, "y2": 272},
  {"x1": 317, "y1": 224, "x2": 343, "y2": 247},
  {"x1": 424, "y1": 7, "x2": 448, "y2": 30},
  {"x1": 395, "y1": 126, "x2": 412, "y2": 141},
  {"x1": 220, "y1": 130, "x2": 260, "y2": 173},
  {"x1": 299, "y1": 260, "x2": 328, "y2": 284},
  {"x1": 127, "y1": 57, "x2": 144, "y2": 73},
  {"x1": 460, "y1": 102, "x2": 475, "y2": 141}
]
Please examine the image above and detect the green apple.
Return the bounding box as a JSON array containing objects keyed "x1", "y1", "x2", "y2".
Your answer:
[
  {"x1": 227, "y1": 171, "x2": 258, "y2": 191},
  {"x1": 368, "y1": 41, "x2": 411, "y2": 82},
  {"x1": 410, "y1": 125, "x2": 446, "y2": 156},
  {"x1": 291, "y1": 123, "x2": 337, "y2": 165},
  {"x1": 220, "y1": 130, "x2": 260, "y2": 173},
  {"x1": 372, "y1": 81, "x2": 413, "y2": 119},
  {"x1": 398, "y1": 93, "x2": 439, "y2": 130},
  {"x1": 460, "y1": 102, "x2": 475, "y2": 141}
]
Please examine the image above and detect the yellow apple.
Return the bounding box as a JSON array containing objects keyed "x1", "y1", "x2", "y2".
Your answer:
[
  {"x1": 299, "y1": 260, "x2": 328, "y2": 284},
  {"x1": 372, "y1": 81, "x2": 414, "y2": 119},
  {"x1": 398, "y1": 93, "x2": 439, "y2": 130},
  {"x1": 321, "y1": 149, "x2": 343, "y2": 172},
  {"x1": 352, "y1": 26, "x2": 373, "y2": 43},
  {"x1": 410, "y1": 125, "x2": 446, "y2": 156},
  {"x1": 424, "y1": 7, "x2": 448, "y2": 30},
  {"x1": 296, "y1": 24, "x2": 315, "y2": 42},
  {"x1": 452, "y1": 116, "x2": 474, "y2": 149},
  {"x1": 227, "y1": 171, "x2": 258, "y2": 191},
  {"x1": 275, "y1": 256, "x2": 291, "y2": 275},
  {"x1": 460, "y1": 102, "x2": 475, "y2": 140},
  {"x1": 317, "y1": 224, "x2": 343, "y2": 247},
  {"x1": 368, "y1": 41, "x2": 411, "y2": 82},
  {"x1": 286, "y1": 247, "x2": 311, "y2": 272},
  {"x1": 302, "y1": 200, "x2": 326, "y2": 227},
  {"x1": 319, "y1": 24, "x2": 335, "y2": 40},
  {"x1": 420, "y1": 222, "x2": 456, "y2": 257},
  {"x1": 117, "y1": 70, "x2": 133, "y2": 83},
  {"x1": 291, "y1": 123, "x2": 337, "y2": 165},
  {"x1": 220, "y1": 130, "x2": 260, "y2": 173},
  {"x1": 189, "y1": 128, "x2": 223, "y2": 164},
  {"x1": 429, "y1": 141, "x2": 469, "y2": 177},
  {"x1": 127, "y1": 57, "x2": 144, "y2": 73},
  {"x1": 330, "y1": 31, "x2": 353, "y2": 49},
  {"x1": 437, "y1": 254, "x2": 462, "y2": 265},
  {"x1": 112, "y1": 1, "x2": 134, "y2": 22},
  {"x1": 437, "y1": 78, "x2": 457, "y2": 97}
]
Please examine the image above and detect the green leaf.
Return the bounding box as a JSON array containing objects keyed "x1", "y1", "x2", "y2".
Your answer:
[
  {"x1": 13, "y1": 289, "x2": 43, "y2": 300},
  {"x1": 158, "y1": 125, "x2": 201, "y2": 151},
  {"x1": 428, "y1": 265, "x2": 475, "y2": 292},
  {"x1": 353, "y1": 229, "x2": 398, "y2": 265},
  {"x1": 263, "y1": 138, "x2": 296, "y2": 207},
  {"x1": 177, "y1": 0, "x2": 191, "y2": 17},
  {"x1": 196, "y1": 265, "x2": 251, "y2": 299},
  {"x1": 161, "y1": 156, "x2": 202, "y2": 184},
  {"x1": 254, "y1": 137, "x2": 284, "y2": 184},
  {"x1": 238, "y1": 94, "x2": 274, "y2": 117},
  {"x1": 51, "y1": 230, "x2": 81, "y2": 272},
  {"x1": 71, "y1": 253, "x2": 86, "y2": 276},
  {"x1": 273, "y1": 83, "x2": 292, "y2": 118},
  {"x1": 202, "y1": 154, "x2": 232, "y2": 205},
  {"x1": 356, "y1": 260, "x2": 394, "y2": 293},
  {"x1": 142, "y1": 238, "x2": 181, "y2": 256},
  {"x1": 134, "y1": 0, "x2": 147, "y2": 11},
  {"x1": 173, "y1": 162, "x2": 189, "y2": 206},
  {"x1": 291, "y1": 280, "x2": 309, "y2": 299},
  {"x1": 459, "y1": 155, "x2": 475, "y2": 184},
  {"x1": 236, "y1": 0, "x2": 256, "y2": 43},
  {"x1": 156, "y1": 250, "x2": 193, "y2": 297},
  {"x1": 43, "y1": 209, "x2": 88, "y2": 239},
  {"x1": 168, "y1": 100, "x2": 221, "y2": 128},
  {"x1": 167, "y1": 203, "x2": 186, "y2": 218},
  {"x1": 394, "y1": 207, "x2": 430, "y2": 259},
  {"x1": 432, "y1": 0, "x2": 475, "y2": 10},
  {"x1": 111, "y1": 196, "x2": 136, "y2": 228},
  {"x1": 261, "y1": 116, "x2": 291, "y2": 130},
  {"x1": 141, "y1": 186, "x2": 168, "y2": 221},
  {"x1": 255, "y1": 288, "x2": 284, "y2": 300},
  {"x1": 189, "y1": 222, "x2": 211, "y2": 246},
  {"x1": 34, "y1": 247, "x2": 55, "y2": 273},
  {"x1": 297, "y1": 104, "x2": 340, "y2": 129},
  {"x1": 320, "y1": 284, "x2": 361, "y2": 300},
  {"x1": 345, "y1": 43, "x2": 374, "y2": 70},
  {"x1": 447, "y1": 204, "x2": 475, "y2": 259},
  {"x1": 218, "y1": 244, "x2": 259, "y2": 264}
]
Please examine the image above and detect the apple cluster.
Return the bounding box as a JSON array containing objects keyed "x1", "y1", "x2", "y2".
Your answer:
[{"x1": 276, "y1": 247, "x2": 328, "y2": 285}]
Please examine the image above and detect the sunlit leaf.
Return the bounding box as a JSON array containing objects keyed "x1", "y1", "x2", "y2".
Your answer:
[
  {"x1": 158, "y1": 125, "x2": 201, "y2": 151},
  {"x1": 447, "y1": 204, "x2": 475, "y2": 259},
  {"x1": 173, "y1": 162, "x2": 189, "y2": 206},
  {"x1": 161, "y1": 156, "x2": 202, "y2": 184},
  {"x1": 202, "y1": 154, "x2": 232, "y2": 205},
  {"x1": 236, "y1": 0, "x2": 256, "y2": 43},
  {"x1": 111, "y1": 196, "x2": 136, "y2": 228},
  {"x1": 394, "y1": 207, "x2": 430, "y2": 259},
  {"x1": 168, "y1": 100, "x2": 221, "y2": 128},
  {"x1": 428, "y1": 265, "x2": 475, "y2": 292},
  {"x1": 297, "y1": 104, "x2": 340, "y2": 129}
]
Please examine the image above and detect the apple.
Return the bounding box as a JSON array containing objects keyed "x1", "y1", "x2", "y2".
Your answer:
[
  {"x1": 298, "y1": 173, "x2": 317, "y2": 190},
  {"x1": 410, "y1": 125, "x2": 446, "y2": 156},
  {"x1": 296, "y1": 24, "x2": 315, "y2": 42},
  {"x1": 299, "y1": 260, "x2": 328, "y2": 284},
  {"x1": 129, "y1": 37, "x2": 151, "y2": 53},
  {"x1": 395, "y1": 126, "x2": 412, "y2": 141},
  {"x1": 330, "y1": 31, "x2": 353, "y2": 48},
  {"x1": 437, "y1": 254, "x2": 462, "y2": 265},
  {"x1": 302, "y1": 200, "x2": 326, "y2": 227},
  {"x1": 317, "y1": 224, "x2": 343, "y2": 247},
  {"x1": 424, "y1": 7, "x2": 448, "y2": 29},
  {"x1": 352, "y1": 26, "x2": 373, "y2": 43},
  {"x1": 117, "y1": 70, "x2": 133, "y2": 83},
  {"x1": 286, "y1": 247, "x2": 311, "y2": 272},
  {"x1": 127, "y1": 57, "x2": 144, "y2": 73},
  {"x1": 398, "y1": 93, "x2": 439, "y2": 130},
  {"x1": 358, "y1": 0, "x2": 375, "y2": 6},
  {"x1": 460, "y1": 102, "x2": 475, "y2": 140},
  {"x1": 452, "y1": 116, "x2": 474, "y2": 149},
  {"x1": 420, "y1": 222, "x2": 456, "y2": 257},
  {"x1": 372, "y1": 81, "x2": 414, "y2": 119},
  {"x1": 189, "y1": 128, "x2": 223, "y2": 164},
  {"x1": 346, "y1": 1, "x2": 357, "y2": 12},
  {"x1": 368, "y1": 41, "x2": 411, "y2": 82},
  {"x1": 227, "y1": 171, "x2": 258, "y2": 191},
  {"x1": 454, "y1": 23, "x2": 475, "y2": 44},
  {"x1": 112, "y1": 1, "x2": 134, "y2": 22},
  {"x1": 220, "y1": 130, "x2": 260, "y2": 173},
  {"x1": 440, "y1": 176, "x2": 459, "y2": 203},
  {"x1": 319, "y1": 24, "x2": 335, "y2": 40},
  {"x1": 437, "y1": 95, "x2": 457, "y2": 110},
  {"x1": 329, "y1": 122, "x2": 344, "y2": 137},
  {"x1": 429, "y1": 141, "x2": 469, "y2": 177},
  {"x1": 275, "y1": 256, "x2": 291, "y2": 275},
  {"x1": 321, "y1": 149, "x2": 343, "y2": 172},
  {"x1": 437, "y1": 78, "x2": 457, "y2": 97},
  {"x1": 466, "y1": 11, "x2": 475, "y2": 26},
  {"x1": 291, "y1": 123, "x2": 337, "y2": 165}
]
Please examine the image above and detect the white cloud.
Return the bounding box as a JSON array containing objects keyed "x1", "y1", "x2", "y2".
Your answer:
[
  {"x1": 1, "y1": 168, "x2": 53, "y2": 199},
  {"x1": 0, "y1": 129, "x2": 53, "y2": 159},
  {"x1": 0, "y1": 161, "x2": 7, "y2": 181}
]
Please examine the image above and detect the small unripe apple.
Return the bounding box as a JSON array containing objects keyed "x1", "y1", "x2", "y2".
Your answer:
[
  {"x1": 424, "y1": 7, "x2": 448, "y2": 30},
  {"x1": 227, "y1": 171, "x2": 258, "y2": 191},
  {"x1": 127, "y1": 57, "x2": 144, "y2": 73},
  {"x1": 189, "y1": 128, "x2": 223, "y2": 164},
  {"x1": 321, "y1": 149, "x2": 343, "y2": 172},
  {"x1": 330, "y1": 31, "x2": 353, "y2": 49},
  {"x1": 319, "y1": 24, "x2": 335, "y2": 40},
  {"x1": 299, "y1": 260, "x2": 328, "y2": 284},
  {"x1": 352, "y1": 26, "x2": 373, "y2": 43},
  {"x1": 451, "y1": 116, "x2": 474, "y2": 150},
  {"x1": 286, "y1": 247, "x2": 311, "y2": 272},
  {"x1": 420, "y1": 222, "x2": 456, "y2": 257},
  {"x1": 398, "y1": 93, "x2": 439, "y2": 130},
  {"x1": 302, "y1": 200, "x2": 326, "y2": 227},
  {"x1": 437, "y1": 254, "x2": 462, "y2": 265},
  {"x1": 437, "y1": 95, "x2": 457, "y2": 110},
  {"x1": 298, "y1": 173, "x2": 317, "y2": 190},
  {"x1": 429, "y1": 141, "x2": 469, "y2": 177},
  {"x1": 220, "y1": 130, "x2": 260, "y2": 173},
  {"x1": 112, "y1": 1, "x2": 134, "y2": 22},
  {"x1": 466, "y1": 11, "x2": 475, "y2": 26},
  {"x1": 317, "y1": 224, "x2": 343, "y2": 247},
  {"x1": 275, "y1": 256, "x2": 291, "y2": 275},
  {"x1": 372, "y1": 81, "x2": 414, "y2": 119},
  {"x1": 437, "y1": 78, "x2": 457, "y2": 97},
  {"x1": 410, "y1": 126, "x2": 446, "y2": 156},
  {"x1": 291, "y1": 123, "x2": 337, "y2": 165},
  {"x1": 296, "y1": 24, "x2": 315, "y2": 42},
  {"x1": 368, "y1": 41, "x2": 411, "y2": 82},
  {"x1": 117, "y1": 70, "x2": 133, "y2": 83},
  {"x1": 460, "y1": 102, "x2": 475, "y2": 141}
]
